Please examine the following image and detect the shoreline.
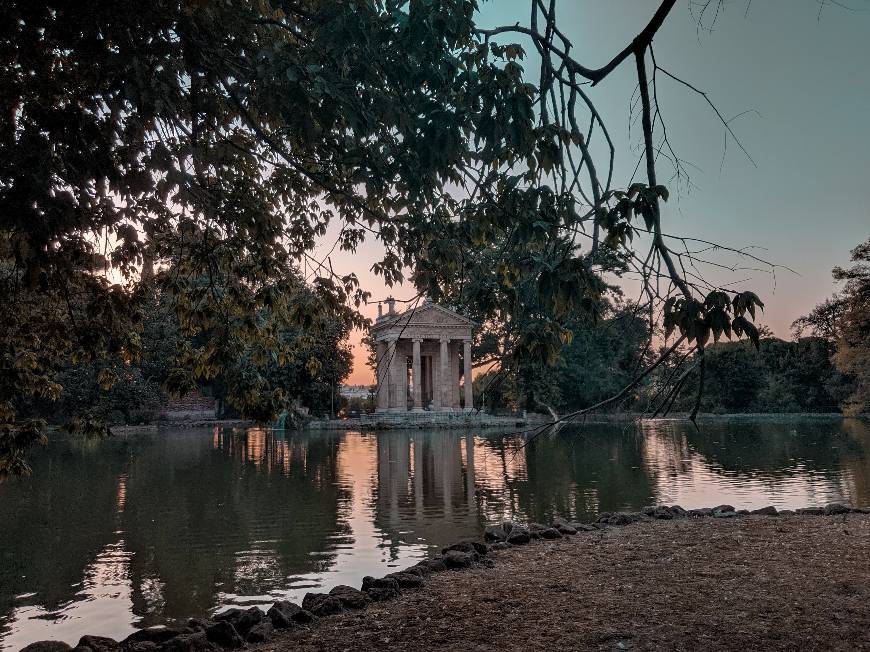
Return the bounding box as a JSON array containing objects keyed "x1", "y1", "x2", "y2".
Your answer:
[
  {"x1": 41, "y1": 413, "x2": 867, "y2": 440},
  {"x1": 20, "y1": 503, "x2": 870, "y2": 652}
]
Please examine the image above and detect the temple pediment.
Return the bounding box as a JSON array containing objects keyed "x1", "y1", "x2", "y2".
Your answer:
[{"x1": 370, "y1": 301, "x2": 476, "y2": 338}]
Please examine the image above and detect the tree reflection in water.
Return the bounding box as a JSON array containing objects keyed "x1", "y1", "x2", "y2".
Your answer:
[{"x1": 1, "y1": 419, "x2": 868, "y2": 649}]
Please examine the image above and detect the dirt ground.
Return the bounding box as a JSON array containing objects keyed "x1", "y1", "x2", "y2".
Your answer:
[{"x1": 257, "y1": 515, "x2": 870, "y2": 651}]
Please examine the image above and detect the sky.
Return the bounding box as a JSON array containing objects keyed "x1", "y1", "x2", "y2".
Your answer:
[{"x1": 319, "y1": 0, "x2": 870, "y2": 384}]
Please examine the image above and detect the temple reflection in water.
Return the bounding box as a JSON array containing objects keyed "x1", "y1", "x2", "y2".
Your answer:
[{"x1": 1, "y1": 419, "x2": 869, "y2": 650}]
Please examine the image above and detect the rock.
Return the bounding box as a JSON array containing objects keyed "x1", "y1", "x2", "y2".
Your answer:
[
  {"x1": 537, "y1": 527, "x2": 562, "y2": 539},
  {"x1": 750, "y1": 506, "x2": 778, "y2": 516},
  {"x1": 470, "y1": 541, "x2": 489, "y2": 556},
  {"x1": 652, "y1": 506, "x2": 674, "y2": 520},
  {"x1": 506, "y1": 525, "x2": 531, "y2": 545},
  {"x1": 796, "y1": 507, "x2": 824, "y2": 515},
  {"x1": 156, "y1": 632, "x2": 216, "y2": 652},
  {"x1": 484, "y1": 525, "x2": 508, "y2": 542},
  {"x1": 211, "y1": 609, "x2": 243, "y2": 625},
  {"x1": 71, "y1": 646, "x2": 92, "y2": 652},
  {"x1": 669, "y1": 505, "x2": 687, "y2": 517},
  {"x1": 402, "y1": 564, "x2": 428, "y2": 577},
  {"x1": 571, "y1": 523, "x2": 598, "y2": 532},
  {"x1": 442, "y1": 541, "x2": 486, "y2": 556},
  {"x1": 204, "y1": 622, "x2": 244, "y2": 649},
  {"x1": 121, "y1": 644, "x2": 157, "y2": 652},
  {"x1": 641, "y1": 505, "x2": 657, "y2": 516},
  {"x1": 713, "y1": 509, "x2": 738, "y2": 518},
  {"x1": 20, "y1": 642, "x2": 72, "y2": 652},
  {"x1": 490, "y1": 542, "x2": 511, "y2": 551},
  {"x1": 600, "y1": 513, "x2": 635, "y2": 526},
  {"x1": 267, "y1": 601, "x2": 311, "y2": 629},
  {"x1": 366, "y1": 586, "x2": 399, "y2": 601},
  {"x1": 688, "y1": 508, "x2": 713, "y2": 517},
  {"x1": 244, "y1": 622, "x2": 273, "y2": 644},
  {"x1": 553, "y1": 520, "x2": 577, "y2": 535},
  {"x1": 328, "y1": 584, "x2": 369, "y2": 608},
  {"x1": 362, "y1": 575, "x2": 402, "y2": 600},
  {"x1": 441, "y1": 550, "x2": 475, "y2": 569},
  {"x1": 124, "y1": 628, "x2": 193, "y2": 646},
  {"x1": 385, "y1": 572, "x2": 425, "y2": 589},
  {"x1": 711, "y1": 504, "x2": 735, "y2": 513},
  {"x1": 529, "y1": 523, "x2": 548, "y2": 532},
  {"x1": 778, "y1": 509, "x2": 796, "y2": 516},
  {"x1": 824, "y1": 503, "x2": 851, "y2": 515},
  {"x1": 420, "y1": 558, "x2": 447, "y2": 573},
  {"x1": 213, "y1": 607, "x2": 263, "y2": 637},
  {"x1": 301, "y1": 592, "x2": 344, "y2": 617},
  {"x1": 77, "y1": 637, "x2": 118, "y2": 652},
  {"x1": 187, "y1": 620, "x2": 212, "y2": 632},
  {"x1": 736, "y1": 509, "x2": 750, "y2": 515},
  {"x1": 362, "y1": 576, "x2": 400, "y2": 592}
]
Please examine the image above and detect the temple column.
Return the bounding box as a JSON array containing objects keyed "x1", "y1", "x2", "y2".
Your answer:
[
  {"x1": 390, "y1": 338, "x2": 408, "y2": 412},
  {"x1": 439, "y1": 336, "x2": 451, "y2": 411},
  {"x1": 431, "y1": 352, "x2": 440, "y2": 410},
  {"x1": 463, "y1": 338, "x2": 473, "y2": 412},
  {"x1": 386, "y1": 337, "x2": 398, "y2": 411},
  {"x1": 412, "y1": 339, "x2": 423, "y2": 411},
  {"x1": 451, "y1": 343, "x2": 461, "y2": 409},
  {"x1": 376, "y1": 340, "x2": 389, "y2": 412}
]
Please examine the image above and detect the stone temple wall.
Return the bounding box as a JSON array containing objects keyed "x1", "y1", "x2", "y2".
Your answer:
[{"x1": 160, "y1": 390, "x2": 217, "y2": 421}]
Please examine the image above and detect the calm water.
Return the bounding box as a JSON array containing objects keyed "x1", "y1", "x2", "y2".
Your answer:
[{"x1": 1, "y1": 418, "x2": 869, "y2": 649}]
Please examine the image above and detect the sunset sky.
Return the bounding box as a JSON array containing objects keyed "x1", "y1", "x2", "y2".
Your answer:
[{"x1": 318, "y1": 1, "x2": 869, "y2": 384}]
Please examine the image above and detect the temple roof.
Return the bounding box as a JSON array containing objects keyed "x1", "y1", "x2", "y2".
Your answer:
[{"x1": 370, "y1": 301, "x2": 476, "y2": 336}]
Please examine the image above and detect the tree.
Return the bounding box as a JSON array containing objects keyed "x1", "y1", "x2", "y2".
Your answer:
[
  {"x1": 473, "y1": 302, "x2": 652, "y2": 415},
  {"x1": 556, "y1": 305, "x2": 652, "y2": 412},
  {"x1": 831, "y1": 239, "x2": 870, "y2": 415},
  {"x1": 796, "y1": 238, "x2": 870, "y2": 415},
  {"x1": 1, "y1": 1, "x2": 770, "y2": 475}
]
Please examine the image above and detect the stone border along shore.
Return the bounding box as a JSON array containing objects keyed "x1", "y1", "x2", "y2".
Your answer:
[{"x1": 19, "y1": 502, "x2": 870, "y2": 652}]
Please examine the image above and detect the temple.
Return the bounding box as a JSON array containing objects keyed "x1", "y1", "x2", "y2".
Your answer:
[{"x1": 370, "y1": 298, "x2": 476, "y2": 413}]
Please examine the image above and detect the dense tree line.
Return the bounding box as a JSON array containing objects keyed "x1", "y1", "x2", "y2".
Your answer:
[
  {"x1": 648, "y1": 336, "x2": 852, "y2": 415},
  {"x1": 17, "y1": 275, "x2": 353, "y2": 430},
  {"x1": 476, "y1": 237, "x2": 869, "y2": 416},
  {"x1": 478, "y1": 326, "x2": 855, "y2": 416}
]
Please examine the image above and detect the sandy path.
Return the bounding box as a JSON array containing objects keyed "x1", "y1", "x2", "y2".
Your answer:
[{"x1": 257, "y1": 514, "x2": 870, "y2": 651}]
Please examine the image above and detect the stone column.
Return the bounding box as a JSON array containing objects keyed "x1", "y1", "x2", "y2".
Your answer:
[
  {"x1": 451, "y1": 342, "x2": 461, "y2": 409},
  {"x1": 463, "y1": 338, "x2": 473, "y2": 412},
  {"x1": 386, "y1": 337, "x2": 398, "y2": 411},
  {"x1": 439, "y1": 336, "x2": 451, "y2": 411},
  {"x1": 412, "y1": 339, "x2": 423, "y2": 411},
  {"x1": 390, "y1": 338, "x2": 407, "y2": 412},
  {"x1": 376, "y1": 340, "x2": 389, "y2": 412},
  {"x1": 432, "y1": 352, "x2": 440, "y2": 410}
]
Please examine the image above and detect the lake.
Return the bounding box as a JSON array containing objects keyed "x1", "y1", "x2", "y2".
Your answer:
[{"x1": 1, "y1": 418, "x2": 868, "y2": 650}]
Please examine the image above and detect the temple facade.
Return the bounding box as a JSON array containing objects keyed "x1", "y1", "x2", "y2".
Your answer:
[{"x1": 370, "y1": 298, "x2": 476, "y2": 413}]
